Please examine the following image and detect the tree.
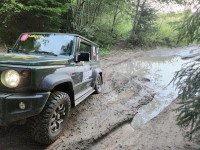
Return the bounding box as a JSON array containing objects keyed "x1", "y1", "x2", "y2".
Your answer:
[
  {"x1": 167, "y1": 0, "x2": 200, "y2": 139},
  {"x1": 0, "y1": 0, "x2": 174, "y2": 48},
  {"x1": 172, "y1": 62, "x2": 200, "y2": 139},
  {"x1": 158, "y1": 0, "x2": 200, "y2": 44},
  {"x1": 70, "y1": 0, "x2": 103, "y2": 39},
  {"x1": 0, "y1": 0, "x2": 130, "y2": 46},
  {"x1": 175, "y1": 9, "x2": 200, "y2": 45},
  {"x1": 128, "y1": 0, "x2": 157, "y2": 46},
  {"x1": 0, "y1": 0, "x2": 71, "y2": 44},
  {"x1": 68, "y1": 0, "x2": 128, "y2": 45}
]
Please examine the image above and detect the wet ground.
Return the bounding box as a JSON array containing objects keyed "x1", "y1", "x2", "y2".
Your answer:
[
  {"x1": 103, "y1": 45, "x2": 200, "y2": 129},
  {"x1": 91, "y1": 46, "x2": 200, "y2": 150},
  {"x1": 0, "y1": 46, "x2": 200, "y2": 149},
  {"x1": 128, "y1": 56, "x2": 190, "y2": 128}
]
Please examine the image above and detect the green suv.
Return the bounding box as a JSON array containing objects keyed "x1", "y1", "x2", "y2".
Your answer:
[{"x1": 0, "y1": 33, "x2": 103, "y2": 144}]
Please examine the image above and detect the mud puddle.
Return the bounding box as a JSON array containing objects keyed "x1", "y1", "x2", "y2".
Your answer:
[{"x1": 117, "y1": 46, "x2": 200, "y2": 128}]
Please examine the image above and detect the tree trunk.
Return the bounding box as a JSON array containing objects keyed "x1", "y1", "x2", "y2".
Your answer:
[
  {"x1": 134, "y1": 0, "x2": 146, "y2": 35},
  {"x1": 92, "y1": 0, "x2": 103, "y2": 23},
  {"x1": 111, "y1": 0, "x2": 120, "y2": 37},
  {"x1": 86, "y1": 0, "x2": 90, "y2": 25},
  {"x1": 132, "y1": 0, "x2": 140, "y2": 35},
  {"x1": 71, "y1": 0, "x2": 75, "y2": 32}
]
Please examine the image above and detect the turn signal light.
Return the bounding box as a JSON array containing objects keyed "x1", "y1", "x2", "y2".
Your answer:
[{"x1": 22, "y1": 71, "x2": 29, "y2": 77}]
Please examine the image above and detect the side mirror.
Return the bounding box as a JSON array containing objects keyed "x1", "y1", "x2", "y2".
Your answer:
[
  {"x1": 77, "y1": 52, "x2": 90, "y2": 62},
  {"x1": 8, "y1": 48, "x2": 13, "y2": 53}
]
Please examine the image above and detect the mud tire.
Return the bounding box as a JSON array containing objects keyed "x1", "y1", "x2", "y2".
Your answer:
[
  {"x1": 29, "y1": 91, "x2": 71, "y2": 144},
  {"x1": 94, "y1": 74, "x2": 102, "y2": 94}
]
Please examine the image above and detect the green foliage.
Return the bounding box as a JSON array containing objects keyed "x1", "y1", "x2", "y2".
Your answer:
[
  {"x1": 159, "y1": 0, "x2": 200, "y2": 4},
  {"x1": 128, "y1": 0, "x2": 158, "y2": 47},
  {"x1": 154, "y1": 13, "x2": 178, "y2": 46},
  {"x1": 115, "y1": 19, "x2": 132, "y2": 38},
  {"x1": 157, "y1": 1, "x2": 200, "y2": 45},
  {"x1": 174, "y1": 9, "x2": 200, "y2": 45},
  {"x1": 149, "y1": 12, "x2": 189, "y2": 47},
  {"x1": 71, "y1": 0, "x2": 131, "y2": 48},
  {"x1": 99, "y1": 47, "x2": 111, "y2": 56},
  {"x1": 74, "y1": 25, "x2": 98, "y2": 40},
  {"x1": 172, "y1": 62, "x2": 200, "y2": 139},
  {"x1": 0, "y1": 0, "x2": 197, "y2": 49},
  {"x1": 0, "y1": 0, "x2": 71, "y2": 44}
]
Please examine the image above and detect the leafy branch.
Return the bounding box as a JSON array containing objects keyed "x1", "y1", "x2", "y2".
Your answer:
[{"x1": 172, "y1": 62, "x2": 200, "y2": 139}]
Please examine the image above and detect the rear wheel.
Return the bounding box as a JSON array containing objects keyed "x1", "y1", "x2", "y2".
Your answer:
[
  {"x1": 94, "y1": 74, "x2": 102, "y2": 94},
  {"x1": 29, "y1": 91, "x2": 71, "y2": 144}
]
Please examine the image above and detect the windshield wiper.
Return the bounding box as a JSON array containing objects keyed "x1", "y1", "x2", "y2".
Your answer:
[{"x1": 36, "y1": 51, "x2": 57, "y2": 56}]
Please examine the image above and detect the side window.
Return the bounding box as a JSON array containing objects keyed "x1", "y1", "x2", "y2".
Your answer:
[
  {"x1": 79, "y1": 42, "x2": 91, "y2": 53},
  {"x1": 79, "y1": 41, "x2": 92, "y2": 60}
]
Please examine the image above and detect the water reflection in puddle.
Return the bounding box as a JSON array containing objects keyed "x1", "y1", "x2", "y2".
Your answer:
[{"x1": 118, "y1": 55, "x2": 191, "y2": 128}]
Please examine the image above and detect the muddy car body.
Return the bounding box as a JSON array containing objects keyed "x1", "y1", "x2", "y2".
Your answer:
[{"x1": 0, "y1": 33, "x2": 103, "y2": 144}]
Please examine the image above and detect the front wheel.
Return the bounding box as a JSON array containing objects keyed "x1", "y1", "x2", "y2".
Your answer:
[
  {"x1": 94, "y1": 74, "x2": 102, "y2": 94},
  {"x1": 29, "y1": 91, "x2": 71, "y2": 144}
]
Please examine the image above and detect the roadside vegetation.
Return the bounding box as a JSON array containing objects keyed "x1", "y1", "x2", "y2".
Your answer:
[
  {"x1": 0, "y1": 0, "x2": 193, "y2": 52},
  {"x1": 98, "y1": 10, "x2": 192, "y2": 55},
  {"x1": 153, "y1": 11, "x2": 192, "y2": 47}
]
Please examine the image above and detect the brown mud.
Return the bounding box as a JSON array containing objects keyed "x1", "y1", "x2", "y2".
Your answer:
[{"x1": 0, "y1": 46, "x2": 200, "y2": 149}]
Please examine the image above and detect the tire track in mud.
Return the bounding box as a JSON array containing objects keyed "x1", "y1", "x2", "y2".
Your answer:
[
  {"x1": 0, "y1": 52, "x2": 155, "y2": 150},
  {"x1": 47, "y1": 75, "x2": 155, "y2": 150}
]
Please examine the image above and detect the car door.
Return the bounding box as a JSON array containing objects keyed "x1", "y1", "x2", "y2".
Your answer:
[
  {"x1": 73, "y1": 38, "x2": 93, "y2": 96},
  {"x1": 90, "y1": 46, "x2": 100, "y2": 73}
]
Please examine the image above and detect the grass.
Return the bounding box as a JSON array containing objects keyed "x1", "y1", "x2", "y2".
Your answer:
[{"x1": 99, "y1": 48, "x2": 111, "y2": 56}]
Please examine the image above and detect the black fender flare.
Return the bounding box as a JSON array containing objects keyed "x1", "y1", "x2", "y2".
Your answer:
[
  {"x1": 40, "y1": 73, "x2": 74, "y2": 91},
  {"x1": 92, "y1": 68, "x2": 103, "y2": 88}
]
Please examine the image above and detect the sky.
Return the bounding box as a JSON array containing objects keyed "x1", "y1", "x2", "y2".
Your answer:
[{"x1": 148, "y1": 0, "x2": 200, "y2": 13}]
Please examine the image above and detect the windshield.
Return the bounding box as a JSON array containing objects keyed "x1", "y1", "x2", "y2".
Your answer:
[{"x1": 13, "y1": 33, "x2": 75, "y2": 56}]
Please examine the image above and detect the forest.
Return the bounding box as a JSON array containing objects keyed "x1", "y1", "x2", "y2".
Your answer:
[{"x1": 0, "y1": 0, "x2": 199, "y2": 51}]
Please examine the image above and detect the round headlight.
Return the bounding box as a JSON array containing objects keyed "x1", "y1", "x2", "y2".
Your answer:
[{"x1": 1, "y1": 70, "x2": 20, "y2": 88}]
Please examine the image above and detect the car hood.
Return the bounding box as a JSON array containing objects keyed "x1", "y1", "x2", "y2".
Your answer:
[{"x1": 0, "y1": 53, "x2": 69, "y2": 66}]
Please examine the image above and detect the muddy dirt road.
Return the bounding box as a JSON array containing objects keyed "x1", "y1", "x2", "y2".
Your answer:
[{"x1": 0, "y1": 46, "x2": 200, "y2": 150}]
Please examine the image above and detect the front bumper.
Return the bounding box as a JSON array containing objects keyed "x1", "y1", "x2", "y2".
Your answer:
[{"x1": 0, "y1": 92, "x2": 50, "y2": 126}]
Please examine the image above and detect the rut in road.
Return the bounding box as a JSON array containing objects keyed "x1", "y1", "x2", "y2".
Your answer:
[{"x1": 48, "y1": 76, "x2": 155, "y2": 150}]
